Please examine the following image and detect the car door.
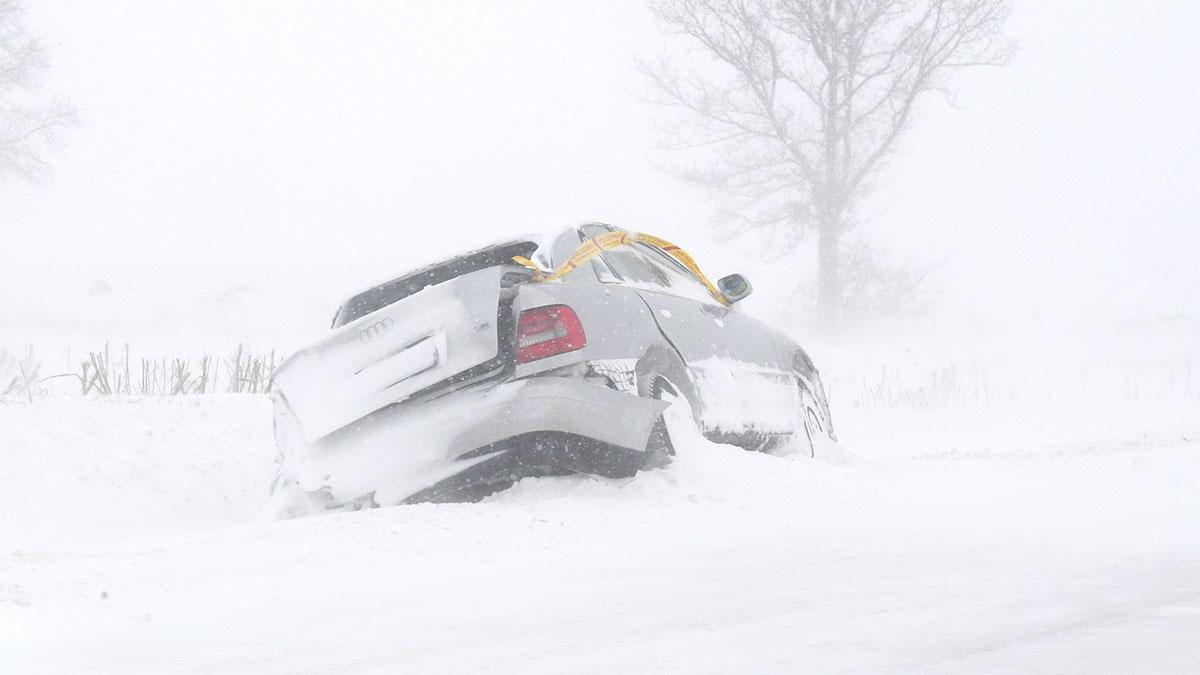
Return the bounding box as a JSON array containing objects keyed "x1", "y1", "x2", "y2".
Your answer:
[{"x1": 583, "y1": 227, "x2": 800, "y2": 437}]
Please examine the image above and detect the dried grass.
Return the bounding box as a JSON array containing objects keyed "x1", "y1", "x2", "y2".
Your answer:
[{"x1": 0, "y1": 343, "x2": 278, "y2": 400}]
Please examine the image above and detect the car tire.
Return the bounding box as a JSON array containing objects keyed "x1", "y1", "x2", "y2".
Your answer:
[
  {"x1": 798, "y1": 384, "x2": 826, "y2": 458},
  {"x1": 643, "y1": 376, "x2": 677, "y2": 468}
]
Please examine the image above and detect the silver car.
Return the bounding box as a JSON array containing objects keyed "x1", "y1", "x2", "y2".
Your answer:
[{"x1": 265, "y1": 223, "x2": 834, "y2": 517}]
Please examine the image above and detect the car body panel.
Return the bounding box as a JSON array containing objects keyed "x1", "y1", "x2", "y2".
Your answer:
[
  {"x1": 510, "y1": 277, "x2": 671, "y2": 380},
  {"x1": 274, "y1": 265, "x2": 512, "y2": 442},
  {"x1": 276, "y1": 377, "x2": 667, "y2": 507},
  {"x1": 568, "y1": 224, "x2": 813, "y2": 436},
  {"x1": 633, "y1": 288, "x2": 801, "y2": 434}
]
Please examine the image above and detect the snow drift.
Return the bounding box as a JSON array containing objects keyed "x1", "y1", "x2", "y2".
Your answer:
[{"x1": 2, "y1": 389, "x2": 1198, "y2": 672}]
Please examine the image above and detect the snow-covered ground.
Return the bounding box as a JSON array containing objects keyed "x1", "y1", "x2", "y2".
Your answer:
[
  {"x1": 0, "y1": 396, "x2": 275, "y2": 550},
  {"x1": 2, "y1": 262, "x2": 1198, "y2": 671},
  {"x1": 3, "y1": 338, "x2": 1198, "y2": 671}
]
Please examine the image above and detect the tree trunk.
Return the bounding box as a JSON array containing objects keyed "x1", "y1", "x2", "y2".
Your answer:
[
  {"x1": 817, "y1": 215, "x2": 841, "y2": 324},
  {"x1": 819, "y1": 0, "x2": 844, "y2": 325}
]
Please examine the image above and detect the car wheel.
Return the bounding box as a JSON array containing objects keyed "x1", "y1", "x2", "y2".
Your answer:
[
  {"x1": 798, "y1": 385, "x2": 826, "y2": 458},
  {"x1": 643, "y1": 376, "x2": 677, "y2": 468}
]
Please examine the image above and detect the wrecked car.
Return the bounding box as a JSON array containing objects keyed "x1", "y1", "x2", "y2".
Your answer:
[{"x1": 264, "y1": 222, "x2": 834, "y2": 518}]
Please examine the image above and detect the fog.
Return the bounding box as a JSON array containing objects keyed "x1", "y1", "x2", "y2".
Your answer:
[
  {"x1": 4, "y1": 3, "x2": 1200, "y2": 671},
  {"x1": 5, "y1": 0, "x2": 1197, "y2": 323}
]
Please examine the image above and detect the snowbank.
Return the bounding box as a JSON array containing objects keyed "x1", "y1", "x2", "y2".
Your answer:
[
  {"x1": 1, "y1": 392, "x2": 1199, "y2": 672},
  {"x1": 2, "y1": 307, "x2": 1199, "y2": 671},
  {"x1": 0, "y1": 396, "x2": 274, "y2": 550}
]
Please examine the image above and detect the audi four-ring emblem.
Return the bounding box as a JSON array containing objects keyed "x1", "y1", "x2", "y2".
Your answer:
[{"x1": 357, "y1": 317, "x2": 395, "y2": 343}]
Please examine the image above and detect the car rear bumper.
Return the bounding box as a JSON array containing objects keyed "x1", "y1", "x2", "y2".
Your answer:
[
  {"x1": 285, "y1": 376, "x2": 669, "y2": 506},
  {"x1": 445, "y1": 376, "x2": 668, "y2": 459}
]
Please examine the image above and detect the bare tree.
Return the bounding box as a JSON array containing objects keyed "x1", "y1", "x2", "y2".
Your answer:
[
  {"x1": 640, "y1": 0, "x2": 1011, "y2": 321},
  {"x1": 0, "y1": 0, "x2": 78, "y2": 183}
]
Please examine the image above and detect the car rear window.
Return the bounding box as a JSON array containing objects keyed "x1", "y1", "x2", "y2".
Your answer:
[{"x1": 332, "y1": 240, "x2": 538, "y2": 328}]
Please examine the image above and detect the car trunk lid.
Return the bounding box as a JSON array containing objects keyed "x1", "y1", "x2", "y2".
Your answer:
[{"x1": 275, "y1": 243, "x2": 536, "y2": 442}]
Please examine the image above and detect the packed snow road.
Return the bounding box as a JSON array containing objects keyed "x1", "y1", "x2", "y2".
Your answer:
[{"x1": 2, "y1": 397, "x2": 1198, "y2": 672}]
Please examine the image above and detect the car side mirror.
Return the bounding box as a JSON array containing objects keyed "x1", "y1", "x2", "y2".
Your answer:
[{"x1": 717, "y1": 273, "x2": 753, "y2": 304}]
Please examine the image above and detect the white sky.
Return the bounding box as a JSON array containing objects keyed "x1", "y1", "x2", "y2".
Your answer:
[{"x1": 4, "y1": 0, "x2": 1198, "y2": 320}]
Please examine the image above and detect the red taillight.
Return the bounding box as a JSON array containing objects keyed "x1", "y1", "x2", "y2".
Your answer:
[{"x1": 516, "y1": 304, "x2": 586, "y2": 364}]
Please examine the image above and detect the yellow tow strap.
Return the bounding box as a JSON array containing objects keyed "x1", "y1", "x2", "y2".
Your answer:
[{"x1": 512, "y1": 230, "x2": 729, "y2": 306}]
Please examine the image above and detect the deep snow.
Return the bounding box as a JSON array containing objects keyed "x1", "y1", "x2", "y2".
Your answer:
[
  {"x1": 3, "y1": 271, "x2": 1197, "y2": 671},
  {"x1": 2, "y1": 380, "x2": 1198, "y2": 672}
]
